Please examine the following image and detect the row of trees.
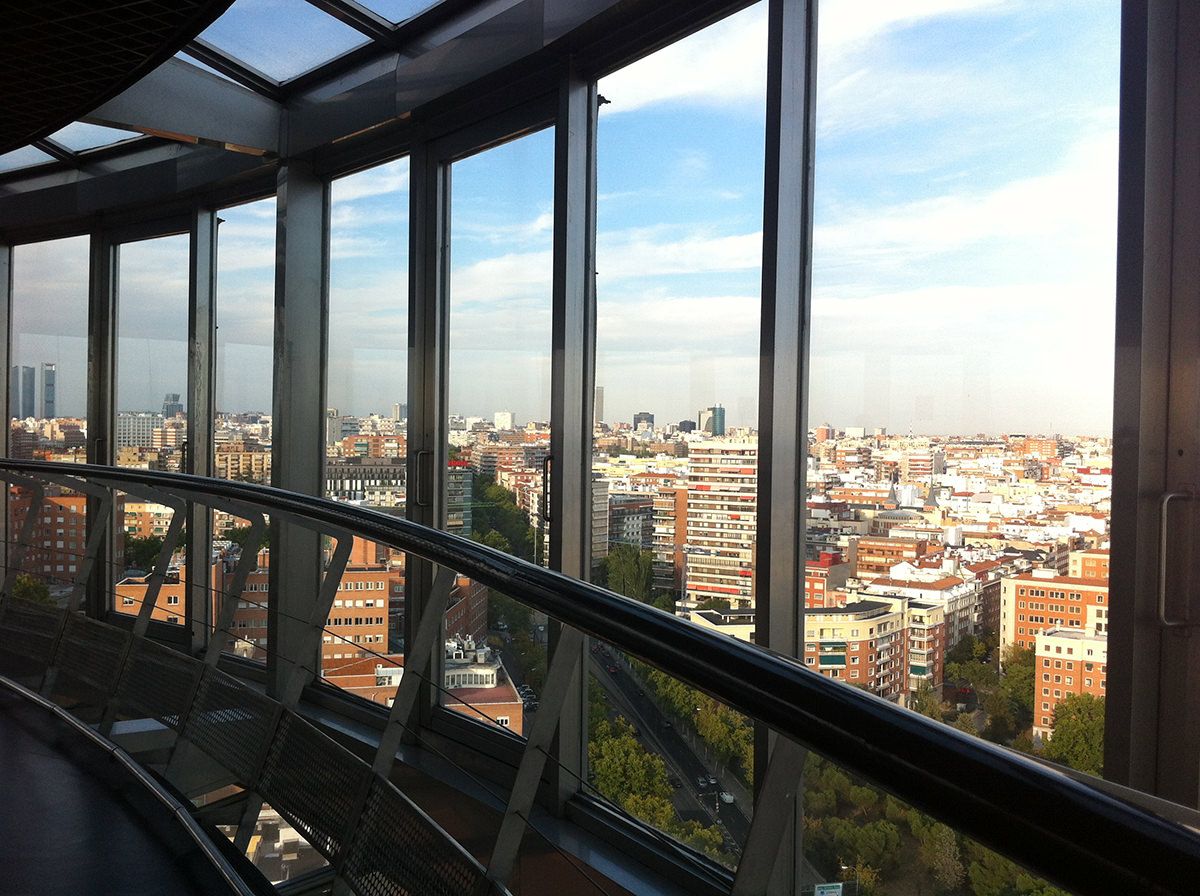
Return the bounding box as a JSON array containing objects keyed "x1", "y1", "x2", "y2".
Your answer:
[
  {"x1": 586, "y1": 681, "x2": 729, "y2": 862},
  {"x1": 803, "y1": 752, "x2": 1070, "y2": 896},
  {"x1": 596, "y1": 545, "x2": 755, "y2": 786}
]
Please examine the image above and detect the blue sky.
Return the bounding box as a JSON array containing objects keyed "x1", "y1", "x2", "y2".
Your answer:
[{"x1": 10, "y1": 0, "x2": 1120, "y2": 435}]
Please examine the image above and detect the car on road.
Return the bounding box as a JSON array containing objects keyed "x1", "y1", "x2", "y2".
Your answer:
[
  {"x1": 696, "y1": 775, "x2": 709, "y2": 789},
  {"x1": 524, "y1": 701, "x2": 539, "y2": 711},
  {"x1": 707, "y1": 775, "x2": 718, "y2": 787},
  {"x1": 661, "y1": 720, "x2": 672, "y2": 729},
  {"x1": 606, "y1": 665, "x2": 617, "y2": 674},
  {"x1": 719, "y1": 792, "x2": 734, "y2": 804},
  {"x1": 667, "y1": 775, "x2": 681, "y2": 788}
]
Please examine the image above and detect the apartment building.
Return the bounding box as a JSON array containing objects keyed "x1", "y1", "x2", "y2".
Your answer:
[
  {"x1": 651, "y1": 484, "x2": 687, "y2": 596},
  {"x1": 1034, "y1": 627, "x2": 1107, "y2": 739},
  {"x1": 854, "y1": 536, "x2": 932, "y2": 580},
  {"x1": 1000, "y1": 569, "x2": 1110, "y2": 652},
  {"x1": 802, "y1": 601, "x2": 907, "y2": 701},
  {"x1": 1068, "y1": 548, "x2": 1110, "y2": 581},
  {"x1": 683, "y1": 441, "x2": 757, "y2": 609},
  {"x1": 805, "y1": 550, "x2": 851, "y2": 609}
]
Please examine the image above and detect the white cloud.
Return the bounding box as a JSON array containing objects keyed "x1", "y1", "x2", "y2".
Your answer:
[
  {"x1": 598, "y1": 4, "x2": 767, "y2": 114},
  {"x1": 331, "y1": 160, "x2": 409, "y2": 203},
  {"x1": 813, "y1": 130, "x2": 1118, "y2": 280},
  {"x1": 597, "y1": 0, "x2": 1010, "y2": 116},
  {"x1": 820, "y1": 0, "x2": 1012, "y2": 57}
]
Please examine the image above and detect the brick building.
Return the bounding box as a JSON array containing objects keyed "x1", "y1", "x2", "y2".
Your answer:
[
  {"x1": 1034, "y1": 628, "x2": 1107, "y2": 739},
  {"x1": 1000, "y1": 570, "x2": 1110, "y2": 652}
]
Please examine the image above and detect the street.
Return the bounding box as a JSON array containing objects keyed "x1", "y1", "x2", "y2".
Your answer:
[{"x1": 590, "y1": 644, "x2": 750, "y2": 848}]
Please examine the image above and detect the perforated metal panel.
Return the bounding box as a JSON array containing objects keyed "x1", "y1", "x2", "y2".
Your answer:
[
  {"x1": 182, "y1": 668, "x2": 280, "y2": 786},
  {"x1": 0, "y1": 599, "x2": 65, "y2": 680},
  {"x1": 1, "y1": 1, "x2": 233, "y2": 155},
  {"x1": 259, "y1": 710, "x2": 373, "y2": 862},
  {"x1": 50, "y1": 613, "x2": 130, "y2": 711},
  {"x1": 341, "y1": 777, "x2": 487, "y2": 896},
  {"x1": 115, "y1": 637, "x2": 203, "y2": 730}
]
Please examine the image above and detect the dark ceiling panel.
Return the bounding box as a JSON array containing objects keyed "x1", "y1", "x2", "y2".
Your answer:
[{"x1": 0, "y1": 1, "x2": 235, "y2": 156}]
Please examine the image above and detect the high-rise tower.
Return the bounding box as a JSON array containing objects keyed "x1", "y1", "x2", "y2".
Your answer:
[
  {"x1": 41, "y1": 362, "x2": 55, "y2": 419},
  {"x1": 9, "y1": 366, "x2": 34, "y2": 419}
]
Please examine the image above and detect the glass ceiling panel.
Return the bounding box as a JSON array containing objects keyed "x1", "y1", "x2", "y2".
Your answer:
[
  {"x1": 355, "y1": 0, "x2": 442, "y2": 24},
  {"x1": 196, "y1": 0, "x2": 371, "y2": 81},
  {"x1": 0, "y1": 146, "x2": 55, "y2": 174},
  {"x1": 173, "y1": 52, "x2": 253, "y2": 88},
  {"x1": 47, "y1": 122, "x2": 142, "y2": 152}
]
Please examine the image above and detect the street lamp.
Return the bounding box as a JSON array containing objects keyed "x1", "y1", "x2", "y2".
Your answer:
[{"x1": 839, "y1": 863, "x2": 860, "y2": 894}]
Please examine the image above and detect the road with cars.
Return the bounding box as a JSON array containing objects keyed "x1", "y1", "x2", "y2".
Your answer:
[{"x1": 590, "y1": 642, "x2": 750, "y2": 848}]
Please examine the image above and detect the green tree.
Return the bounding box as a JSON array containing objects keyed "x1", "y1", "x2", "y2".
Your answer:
[
  {"x1": 999, "y1": 644, "x2": 1036, "y2": 727},
  {"x1": 911, "y1": 680, "x2": 943, "y2": 720},
  {"x1": 1042, "y1": 694, "x2": 1105, "y2": 775},
  {"x1": 11, "y1": 573, "x2": 51, "y2": 605},
  {"x1": 223, "y1": 524, "x2": 270, "y2": 551},
  {"x1": 480, "y1": 529, "x2": 512, "y2": 554},
  {"x1": 965, "y1": 841, "x2": 1070, "y2": 896},
  {"x1": 839, "y1": 860, "x2": 880, "y2": 896},
  {"x1": 600, "y1": 544, "x2": 653, "y2": 601},
  {"x1": 914, "y1": 820, "x2": 964, "y2": 891},
  {"x1": 952, "y1": 712, "x2": 978, "y2": 734},
  {"x1": 982, "y1": 688, "x2": 1018, "y2": 743},
  {"x1": 946, "y1": 633, "x2": 985, "y2": 666},
  {"x1": 123, "y1": 534, "x2": 164, "y2": 571}
]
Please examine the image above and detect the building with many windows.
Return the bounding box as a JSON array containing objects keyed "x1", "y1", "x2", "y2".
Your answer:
[{"x1": 683, "y1": 441, "x2": 757, "y2": 611}]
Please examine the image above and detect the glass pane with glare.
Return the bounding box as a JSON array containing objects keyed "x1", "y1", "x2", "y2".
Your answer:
[
  {"x1": 442, "y1": 127, "x2": 555, "y2": 738},
  {"x1": 114, "y1": 234, "x2": 190, "y2": 627}
]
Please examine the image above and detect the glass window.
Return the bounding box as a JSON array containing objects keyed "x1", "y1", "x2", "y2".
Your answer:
[
  {"x1": 588, "y1": 2, "x2": 766, "y2": 868},
  {"x1": 808, "y1": 0, "x2": 1117, "y2": 794},
  {"x1": 442, "y1": 126, "x2": 555, "y2": 739},
  {"x1": 8, "y1": 236, "x2": 90, "y2": 606},
  {"x1": 319, "y1": 160, "x2": 410, "y2": 696},
  {"x1": 196, "y1": 0, "x2": 370, "y2": 81},
  {"x1": 114, "y1": 234, "x2": 190, "y2": 626},
  {"x1": 209, "y1": 197, "x2": 278, "y2": 660}
]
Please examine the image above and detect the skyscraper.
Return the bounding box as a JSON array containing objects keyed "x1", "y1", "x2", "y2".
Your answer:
[
  {"x1": 698, "y1": 404, "x2": 726, "y2": 437},
  {"x1": 633, "y1": 411, "x2": 654, "y2": 430},
  {"x1": 41, "y1": 362, "x2": 55, "y2": 419},
  {"x1": 9, "y1": 366, "x2": 34, "y2": 420},
  {"x1": 162, "y1": 393, "x2": 184, "y2": 418},
  {"x1": 594, "y1": 386, "x2": 604, "y2": 427}
]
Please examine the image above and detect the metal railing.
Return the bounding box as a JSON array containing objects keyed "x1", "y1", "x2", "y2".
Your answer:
[{"x1": 0, "y1": 459, "x2": 1198, "y2": 896}]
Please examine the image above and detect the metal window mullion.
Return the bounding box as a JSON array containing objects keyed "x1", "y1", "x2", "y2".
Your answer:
[
  {"x1": 0, "y1": 243, "x2": 10, "y2": 588},
  {"x1": 546, "y1": 65, "x2": 597, "y2": 810},
  {"x1": 189, "y1": 208, "x2": 218, "y2": 654},
  {"x1": 270, "y1": 161, "x2": 331, "y2": 699},
  {"x1": 404, "y1": 138, "x2": 448, "y2": 739},
  {"x1": 749, "y1": 1, "x2": 819, "y2": 893},
  {"x1": 86, "y1": 233, "x2": 117, "y2": 621}
]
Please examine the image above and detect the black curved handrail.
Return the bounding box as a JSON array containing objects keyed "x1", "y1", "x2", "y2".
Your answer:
[{"x1": 4, "y1": 459, "x2": 1197, "y2": 896}]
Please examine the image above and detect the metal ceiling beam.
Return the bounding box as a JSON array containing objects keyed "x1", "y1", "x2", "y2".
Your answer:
[
  {"x1": 304, "y1": 0, "x2": 398, "y2": 45},
  {"x1": 30, "y1": 139, "x2": 77, "y2": 166},
  {"x1": 181, "y1": 39, "x2": 285, "y2": 102},
  {"x1": 84, "y1": 58, "x2": 282, "y2": 156}
]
